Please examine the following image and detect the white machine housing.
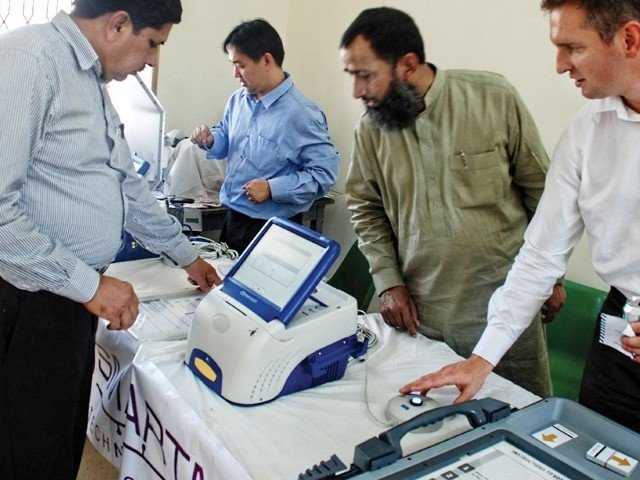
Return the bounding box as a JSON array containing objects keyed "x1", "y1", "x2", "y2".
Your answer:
[{"x1": 185, "y1": 280, "x2": 359, "y2": 405}]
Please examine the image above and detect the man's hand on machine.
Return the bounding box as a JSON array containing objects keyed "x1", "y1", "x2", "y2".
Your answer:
[
  {"x1": 399, "y1": 355, "x2": 495, "y2": 403},
  {"x1": 184, "y1": 257, "x2": 221, "y2": 292},
  {"x1": 380, "y1": 285, "x2": 420, "y2": 337}
]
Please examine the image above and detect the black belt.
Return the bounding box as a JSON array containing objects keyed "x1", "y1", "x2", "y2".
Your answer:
[{"x1": 96, "y1": 265, "x2": 109, "y2": 275}]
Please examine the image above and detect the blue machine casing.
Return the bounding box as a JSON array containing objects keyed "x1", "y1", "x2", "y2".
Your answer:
[{"x1": 220, "y1": 217, "x2": 340, "y2": 325}]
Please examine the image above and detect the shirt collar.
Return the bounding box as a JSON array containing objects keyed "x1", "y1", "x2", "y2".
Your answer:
[
  {"x1": 247, "y1": 72, "x2": 293, "y2": 109},
  {"x1": 593, "y1": 96, "x2": 640, "y2": 122},
  {"x1": 423, "y1": 63, "x2": 443, "y2": 110},
  {"x1": 51, "y1": 11, "x2": 102, "y2": 77}
]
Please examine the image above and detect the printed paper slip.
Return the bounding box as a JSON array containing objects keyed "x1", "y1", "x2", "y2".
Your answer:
[{"x1": 129, "y1": 294, "x2": 205, "y2": 342}]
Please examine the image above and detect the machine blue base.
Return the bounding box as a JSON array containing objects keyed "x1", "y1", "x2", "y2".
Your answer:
[{"x1": 187, "y1": 333, "x2": 368, "y2": 406}]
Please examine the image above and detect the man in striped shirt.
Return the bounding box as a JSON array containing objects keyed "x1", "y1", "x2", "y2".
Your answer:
[{"x1": 0, "y1": 1, "x2": 219, "y2": 478}]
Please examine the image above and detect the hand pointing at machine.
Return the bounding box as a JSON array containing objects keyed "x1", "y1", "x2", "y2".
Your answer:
[{"x1": 400, "y1": 355, "x2": 495, "y2": 404}]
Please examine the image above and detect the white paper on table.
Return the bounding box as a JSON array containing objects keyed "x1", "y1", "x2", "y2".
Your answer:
[{"x1": 129, "y1": 293, "x2": 205, "y2": 341}]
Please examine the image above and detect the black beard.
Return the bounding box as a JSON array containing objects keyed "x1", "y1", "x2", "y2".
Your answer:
[{"x1": 366, "y1": 81, "x2": 424, "y2": 131}]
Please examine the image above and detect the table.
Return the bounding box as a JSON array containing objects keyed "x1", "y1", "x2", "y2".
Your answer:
[
  {"x1": 87, "y1": 258, "x2": 539, "y2": 479},
  {"x1": 167, "y1": 194, "x2": 335, "y2": 234},
  {"x1": 87, "y1": 314, "x2": 539, "y2": 480}
]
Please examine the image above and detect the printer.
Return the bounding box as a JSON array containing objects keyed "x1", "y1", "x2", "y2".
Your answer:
[{"x1": 185, "y1": 217, "x2": 368, "y2": 405}]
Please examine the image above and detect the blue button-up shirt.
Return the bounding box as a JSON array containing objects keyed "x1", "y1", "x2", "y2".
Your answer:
[
  {"x1": 0, "y1": 12, "x2": 196, "y2": 303},
  {"x1": 206, "y1": 74, "x2": 339, "y2": 219}
]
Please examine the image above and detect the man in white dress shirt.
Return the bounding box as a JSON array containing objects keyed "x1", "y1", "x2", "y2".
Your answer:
[{"x1": 401, "y1": 0, "x2": 640, "y2": 432}]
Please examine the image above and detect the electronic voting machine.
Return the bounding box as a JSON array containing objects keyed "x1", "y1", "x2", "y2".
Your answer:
[
  {"x1": 185, "y1": 217, "x2": 367, "y2": 405},
  {"x1": 301, "y1": 397, "x2": 640, "y2": 479}
]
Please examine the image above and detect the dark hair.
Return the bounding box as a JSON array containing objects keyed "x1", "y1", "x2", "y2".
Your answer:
[
  {"x1": 541, "y1": 0, "x2": 640, "y2": 43},
  {"x1": 72, "y1": 0, "x2": 182, "y2": 31},
  {"x1": 223, "y1": 19, "x2": 285, "y2": 67},
  {"x1": 340, "y1": 7, "x2": 425, "y2": 64}
]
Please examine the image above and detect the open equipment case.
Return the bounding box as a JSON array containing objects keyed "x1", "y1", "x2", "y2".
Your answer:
[{"x1": 301, "y1": 397, "x2": 640, "y2": 480}]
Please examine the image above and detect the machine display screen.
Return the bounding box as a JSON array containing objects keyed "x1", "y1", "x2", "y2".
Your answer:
[
  {"x1": 417, "y1": 440, "x2": 570, "y2": 480},
  {"x1": 231, "y1": 223, "x2": 328, "y2": 309}
]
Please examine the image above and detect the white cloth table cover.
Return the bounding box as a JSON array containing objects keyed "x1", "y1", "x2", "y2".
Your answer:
[{"x1": 88, "y1": 313, "x2": 539, "y2": 479}]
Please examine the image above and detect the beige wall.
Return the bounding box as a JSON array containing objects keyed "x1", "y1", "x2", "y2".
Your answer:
[
  {"x1": 158, "y1": 0, "x2": 291, "y2": 136},
  {"x1": 158, "y1": 0, "x2": 606, "y2": 291}
]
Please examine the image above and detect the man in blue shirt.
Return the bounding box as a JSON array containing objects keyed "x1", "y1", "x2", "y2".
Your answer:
[{"x1": 191, "y1": 19, "x2": 339, "y2": 252}]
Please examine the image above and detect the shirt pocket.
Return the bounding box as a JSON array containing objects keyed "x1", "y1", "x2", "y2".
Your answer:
[
  {"x1": 247, "y1": 133, "x2": 288, "y2": 174},
  {"x1": 450, "y1": 148, "x2": 503, "y2": 208}
]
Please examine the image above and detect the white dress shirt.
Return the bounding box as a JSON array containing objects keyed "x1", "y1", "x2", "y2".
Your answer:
[{"x1": 474, "y1": 96, "x2": 640, "y2": 365}]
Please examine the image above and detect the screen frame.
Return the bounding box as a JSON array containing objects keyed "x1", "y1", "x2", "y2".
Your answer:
[{"x1": 220, "y1": 217, "x2": 340, "y2": 325}]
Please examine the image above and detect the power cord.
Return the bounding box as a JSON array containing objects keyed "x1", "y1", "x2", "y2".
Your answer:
[
  {"x1": 354, "y1": 321, "x2": 396, "y2": 428},
  {"x1": 191, "y1": 237, "x2": 239, "y2": 261},
  {"x1": 161, "y1": 237, "x2": 239, "y2": 267}
]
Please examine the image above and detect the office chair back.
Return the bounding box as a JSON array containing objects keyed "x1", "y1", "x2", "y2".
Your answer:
[
  {"x1": 328, "y1": 241, "x2": 376, "y2": 312},
  {"x1": 546, "y1": 280, "x2": 606, "y2": 400}
]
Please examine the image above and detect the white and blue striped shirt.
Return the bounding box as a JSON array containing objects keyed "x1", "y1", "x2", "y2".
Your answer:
[{"x1": 0, "y1": 11, "x2": 196, "y2": 303}]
